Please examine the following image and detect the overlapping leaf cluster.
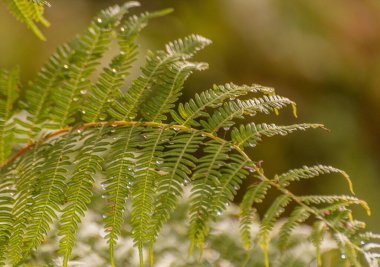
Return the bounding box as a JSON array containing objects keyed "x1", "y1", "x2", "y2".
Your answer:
[
  {"x1": 0, "y1": 2, "x2": 379, "y2": 267},
  {"x1": 2, "y1": 0, "x2": 50, "y2": 40}
]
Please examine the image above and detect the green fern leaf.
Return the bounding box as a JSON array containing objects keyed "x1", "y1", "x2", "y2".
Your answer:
[
  {"x1": 188, "y1": 140, "x2": 231, "y2": 255},
  {"x1": 82, "y1": 10, "x2": 169, "y2": 123},
  {"x1": 130, "y1": 127, "x2": 173, "y2": 266},
  {"x1": 3, "y1": 0, "x2": 49, "y2": 40},
  {"x1": 231, "y1": 123, "x2": 324, "y2": 148},
  {"x1": 0, "y1": 67, "x2": 20, "y2": 162},
  {"x1": 49, "y1": 4, "x2": 135, "y2": 128},
  {"x1": 172, "y1": 83, "x2": 275, "y2": 127},
  {"x1": 239, "y1": 181, "x2": 271, "y2": 250},
  {"x1": 148, "y1": 132, "x2": 203, "y2": 261},
  {"x1": 102, "y1": 124, "x2": 140, "y2": 265},
  {"x1": 109, "y1": 34, "x2": 211, "y2": 121},
  {"x1": 277, "y1": 206, "x2": 310, "y2": 251},
  {"x1": 259, "y1": 195, "x2": 291, "y2": 267},
  {"x1": 141, "y1": 61, "x2": 208, "y2": 122},
  {"x1": 58, "y1": 126, "x2": 109, "y2": 266},
  {"x1": 200, "y1": 96, "x2": 296, "y2": 133}
]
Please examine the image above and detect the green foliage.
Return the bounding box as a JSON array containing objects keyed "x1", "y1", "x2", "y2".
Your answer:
[
  {"x1": 0, "y1": 2, "x2": 379, "y2": 267},
  {"x1": 2, "y1": 0, "x2": 50, "y2": 40}
]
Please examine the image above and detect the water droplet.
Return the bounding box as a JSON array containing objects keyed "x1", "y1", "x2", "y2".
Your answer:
[
  {"x1": 120, "y1": 51, "x2": 126, "y2": 55},
  {"x1": 101, "y1": 183, "x2": 106, "y2": 189},
  {"x1": 5, "y1": 186, "x2": 9, "y2": 190},
  {"x1": 80, "y1": 78, "x2": 86, "y2": 82},
  {"x1": 81, "y1": 110, "x2": 86, "y2": 114},
  {"x1": 9, "y1": 192, "x2": 14, "y2": 196},
  {"x1": 110, "y1": 129, "x2": 116, "y2": 133},
  {"x1": 201, "y1": 133, "x2": 207, "y2": 137},
  {"x1": 63, "y1": 64, "x2": 69, "y2": 69},
  {"x1": 143, "y1": 135, "x2": 148, "y2": 139},
  {"x1": 112, "y1": 68, "x2": 117, "y2": 73},
  {"x1": 340, "y1": 253, "x2": 346, "y2": 259},
  {"x1": 223, "y1": 127, "x2": 230, "y2": 131},
  {"x1": 234, "y1": 185, "x2": 239, "y2": 191},
  {"x1": 249, "y1": 168, "x2": 255, "y2": 173},
  {"x1": 107, "y1": 99, "x2": 114, "y2": 103},
  {"x1": 156, "y1": 160, "x2": 163, "y2": 165},
  {"x1": 101, "y1": 194, "x2": 106, "y2": 199},
  {"x1": 225, "y1": 202, "x2": 230, "y2": 207},
  {"x1": 216, "y1": 210, "x2": 222, "y2": 216},
  {"x1": 172, "y1": 127, "x2": 180, "y2": 131},
  {"x1": 248, "y1": 142, "x2": 256, "y2": 148},
  {"x1": 99, "y1": 114, "x2": 107, "y2": 121},
  {"x1": 97, "y1": 18, "x2": 103, "y2": 23},
  {"x1": 127, "y1": 167, "x2": 133, "y2": 171},
  {"x1": 120, "y1": 27, "x2": 125, "y2": 32},
  {"x1": 73, "y1": 97, "x2": 79, "y2": 102},
  {"x1": 77, "y1": 129, "x2": 83, "y2": 134},
  {"x1": 102, "y1": 214, "x2": 106, "y2": 219},
  {"x1": 360, "y1": 240, "x2": 365, "y2": 245},
  {"x1": 80, "y1": 89, "x2": 87, "y2": 95},
  {"x1": 229, "y1": 97, "x2": 235, "y2": 101}
]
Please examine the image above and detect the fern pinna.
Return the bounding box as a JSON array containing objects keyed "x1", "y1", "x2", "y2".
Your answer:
[{"x1": 0, "y1": 2, "x2": 378, "y2": 267}]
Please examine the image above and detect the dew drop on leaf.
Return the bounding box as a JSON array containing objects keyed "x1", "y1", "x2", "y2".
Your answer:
[
  {"x1": 80, "y1": 89, "x2": 87, "y2": 95},
  {"x1": 97, "y1": 18, "x2": 103, "y2": 24}
]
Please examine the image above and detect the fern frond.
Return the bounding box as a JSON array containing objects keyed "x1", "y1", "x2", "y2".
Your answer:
[
  {"x1": 130, "y1": 127, "x2": 173, "y2": 266},
  {"x1": 172, "y1": 83, "x2": 275, "y2": 127},
  {"x1": 239, "y1": 181, "x2": 271, "y2": 250},
  {"x1": 188, "y1": 140, "x2": 231, "y2": 255},
  {"x1": 0, "y1": 167, "x2": 15, "y2": 266},
  {"x1": 6, "y1": 144, "x2": 45, "y2": 264},
  {"x1": 277, "y1": 206, "x2": 310, "y2": 251},
  {"x1": 3, "y1": 0, "x2": 49, "y2": 40},
  {"x1": 109, "y1": 34, "x2": 210, "y2": 121},
  {"x1": 49, "y1": 4, "x2": 136, "y2": 128},
  {"x1": 258, "y1": 195, "x2": 292, "y2": 267},
  {"x1": 102, "y1": 124, "x2": 140, "y2": 265},
  {"x1": 276, "y1": 165, "x2": 354, "y2": 194},
  {"x1": 0, "y1": 67, "x2": 20, "y2": 162},
  {"x1": 231, "y1": 123, "x2": 324, "y2": 148},
  {"x1": 82, "y1": 10, "x2": 169, "y2": 123},
  {"x1": 148, "y1": 132, "x2": 203, "y2": 260},
  {"x1": 200, "y1": 95, "x2": 296, "y2": 133},
  {"x1": 58, "y1": 126, "x2": 109, "y2": 266},
  {"x1": 21, "y1": 132, "x2": 77, "y2": 262},
  {"x1": 23, "y1": 44, "x2": 72, "y2": 138},
  {"x1": 141, "y1": 61, "x2": 208, "y2": 122}
]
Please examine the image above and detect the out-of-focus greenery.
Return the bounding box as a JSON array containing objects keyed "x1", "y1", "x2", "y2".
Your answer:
[
  {"x1": 28, "y1": 196, "x2": 347, "y2": 267},
  {"x1": 0, "y1": 0, "x2": 379, "y2": 232}
]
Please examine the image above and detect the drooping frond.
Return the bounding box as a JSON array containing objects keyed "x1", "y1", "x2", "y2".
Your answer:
[
  {"x1": 0, "y1": 67, "x2": 20, "y2": 162},
  {"x1": 239, "y1": 181, "x2": 271, "y2": 250},
  {"x1": 2, "y1": 0, "x2": 49, "y2": 40},
  {"x1": 130, "y1": 127, "x2": 173, "y2": 265},
  {"x1": 148, "y1": 131, "x2": 203, "y2": 261},
  {"x1": 102, "y1": 124, "x2": 140, "y2": 265},
  {"x1": 21, "y1": 132, "x2": 77, "y2": 261},
  {"x1": 277, "y1": 206, "x2": 310, "y2": 251},
  {"x1": 58, "y1": 126, "x2": 109, "y2": 266},
  {"x1": 258, "y1": 195, "x2": 292, "y2": 266},
  {"x1": 188, "y1": 140, "x2": 231, "y2": 254},
  {"x1": 275, "y1": 164, "x2": 354, "y2": 194}
]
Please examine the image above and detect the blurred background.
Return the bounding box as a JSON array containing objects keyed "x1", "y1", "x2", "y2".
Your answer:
[{"x1": 0, "y1": 0, "x2": 379, "y2": 231}]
